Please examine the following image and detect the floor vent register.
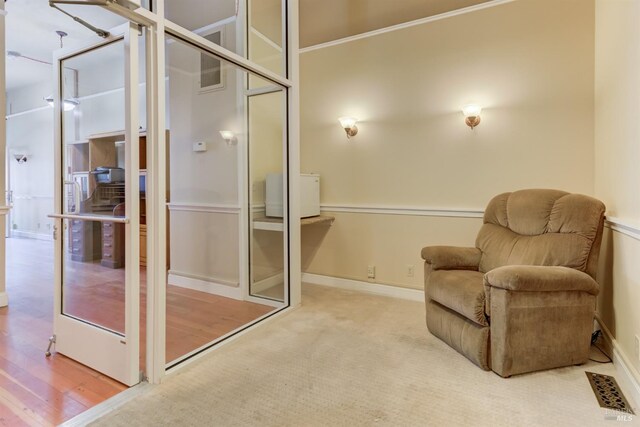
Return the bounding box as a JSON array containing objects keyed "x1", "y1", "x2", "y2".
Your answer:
[{"x1": 586, "y1": 372, "x2": 635, "y2": 416}]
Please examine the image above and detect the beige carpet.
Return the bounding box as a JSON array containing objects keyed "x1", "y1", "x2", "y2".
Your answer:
[{"x1": 92, "y1": 284, "x2": 636, "y2": 426}]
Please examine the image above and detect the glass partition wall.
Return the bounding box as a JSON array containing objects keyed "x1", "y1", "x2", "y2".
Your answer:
[
  {"x1": 48, "y1": 0, "x2": 294, "y2": 385},
  {"x1": 163, "y1": 34, "x2": 288, "y2": 367}
]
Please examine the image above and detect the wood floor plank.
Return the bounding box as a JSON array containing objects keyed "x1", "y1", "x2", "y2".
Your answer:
[{"x1": 4, "y1": 237, "x2": 277, "y2": 424}]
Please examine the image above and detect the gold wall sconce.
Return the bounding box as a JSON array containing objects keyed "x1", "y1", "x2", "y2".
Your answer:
[
  {"x1": 338, "y1": 117, "x2": 358, "y2": 139},
  {"x1": 462, "y1": 104, "x2": 482, "y2": 129}
]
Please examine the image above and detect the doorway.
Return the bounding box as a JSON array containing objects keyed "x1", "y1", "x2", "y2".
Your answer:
[{"x1": 1, "y1": 0, "x2": 297, "y2": 423}]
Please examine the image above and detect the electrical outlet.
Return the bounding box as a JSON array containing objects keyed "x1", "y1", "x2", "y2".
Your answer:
[
  {"x1": 367, "y1": 265, "x2": 376, "y2": 279},
  {"x1": 407, "y1": 265, "x2": 415, "y2": 278},
  {"x1": 635, "y1": 335, "x2": 640, "y2": 361}
]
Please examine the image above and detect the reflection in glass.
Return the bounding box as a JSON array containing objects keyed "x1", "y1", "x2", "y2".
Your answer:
[
  {"x1": 61, "y1": 40, "x2": 127, "y2": 334},
  {"x1": 164, "y1": 0, "x2": 287, "y2": 80},
  {"x1": 164, "y1": 35, "x2": 287, "y2": 366},
  {"x1": 248, "y1": 91, "x2": 286, "y2": 301}
]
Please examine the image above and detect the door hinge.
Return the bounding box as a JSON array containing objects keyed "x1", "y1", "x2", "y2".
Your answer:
[{"x1": 52, "y1": 224, "x2": 58, "y2": 241}]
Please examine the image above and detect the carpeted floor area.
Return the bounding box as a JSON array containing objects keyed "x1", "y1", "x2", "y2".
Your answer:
[{"x1": 92, "y1": 284, "x2": 637, "y2": 426}]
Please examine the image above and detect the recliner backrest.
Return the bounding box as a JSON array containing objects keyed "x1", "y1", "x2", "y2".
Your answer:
[{"x1": 476, "y1": 189, "x2": 606, "y2": 279}]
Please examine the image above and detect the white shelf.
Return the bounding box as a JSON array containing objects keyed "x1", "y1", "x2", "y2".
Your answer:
[{"x1": 253, "y1": 215, "x2": 335, "y2": 232}]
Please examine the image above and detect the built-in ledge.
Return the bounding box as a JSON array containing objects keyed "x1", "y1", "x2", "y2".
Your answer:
[{"x1": 253, "y1": 215, "x2": 335, "y2": 232}]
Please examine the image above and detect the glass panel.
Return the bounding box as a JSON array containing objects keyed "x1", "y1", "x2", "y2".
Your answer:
[
  {"x1": 60, "y1": 40, "x2": 127, "y2": 334},
  {"x1": 165, "y1": 0, "x2": 241, "y2": 55},
  {"x1": 248, "y1": 90, "x2": 285, "y2": 301},
  {"x1": 248, "y1": 0, "x2": 286, "y2": 84},
  {"x1": 164, "y1": 0, "x2": 286, "y2": 80},
  {"x1": 164, "y1": 34, "x2": 286, "y2": 366}
]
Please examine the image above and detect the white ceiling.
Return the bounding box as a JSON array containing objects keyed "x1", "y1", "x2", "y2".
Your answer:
[{"x1": 5, "y1": 0, "x2": 126, "y2": 91}]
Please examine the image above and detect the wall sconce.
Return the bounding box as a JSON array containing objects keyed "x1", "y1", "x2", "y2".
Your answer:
[
  {"x1": 14, "y1": 154, "x2": 28, "y2": 164},
  {"x1": 219, "y1": 130, "x2": 237, "y2": 146},
  {"x1": 338, "y1": 117, "x2": 358, "y2": 139},
  {"x1": 462, "y1": 104, "x2": 482, "y2": 129},
  {"x1": 44, "y1": 95, "x2": 80, "y2": 112}
]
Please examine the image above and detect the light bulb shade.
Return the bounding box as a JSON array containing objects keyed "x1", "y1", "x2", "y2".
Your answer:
[
  {"x1": 338, "y1": 117, "x2": 358, "y2": 129},
  {"x1": 462, "y1": 104, "x2": 482, "y2": 117},
  {"x1": 44, "y1": 95, "x2": 79, "y2": 111},
  {"x1": 63, "y1": 98, "x2": 80, "y2": 111},
  {"x1": 219, "y1": 130, "x2": 237, "y2": 145},
  {"x1": 219, "y1": 130, "x2": 235, "y2": 140}
]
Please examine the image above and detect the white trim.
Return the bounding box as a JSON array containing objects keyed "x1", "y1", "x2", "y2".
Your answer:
[
  {"x1": 320, "y1": 204, "x2": 484, "y2": 218},
  {"x1": 605, "y1": 217, "x2": 640, "y2": 242},
  {"x1": 168, "y1": 270, "x2": 242, "y2": 300},
  {"x1": 60, "y1": 382, "x2": 154, "y2": 427},
  {"x1": 250, "y1": 27, "x2": 283, "y2": 53},
  {"x1": 302, "y1": 273, "x2": 424, "y2": 302},
  {"x1": 11, "y1": 195, "x2": 53, "y2": 200},
  {"x1": 299, "y1": 0, "x2": 516, "y2": 54},
  {"x1": 10, "y1": 230, "x2": 52, "y2": 241},
  {"x1": 193, "y1": 16, "x2": 236, "y2": 37},
  {"x1": 167, "y1": 202, "x2": 241, "y2": 214},
  {"x1": 596, "y1": 315, "x2": 640, "y2": 409},
  {"x1": 252, "y1": 272, "x2": 284, "y2": 293},
  {"x1": 0, "y1": 292, "x2": 7, "y2": 308},
  {"x1": 5, "y1": 105, "x2": 49, "y2": 119}
]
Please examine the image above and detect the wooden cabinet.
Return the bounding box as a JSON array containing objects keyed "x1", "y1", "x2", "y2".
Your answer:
[
  {"x1": 69, "y1": 219, "x2": 102, "y2": 262},
  {"x1": 140, "y1": 225, "x2": 147, "y2": 267},
  {"x1": 101, "y1": 222, "x2": 125, "y2": 269},
  {"x1": 66, "y1": 130, "x2": 170, "y2": 269}
]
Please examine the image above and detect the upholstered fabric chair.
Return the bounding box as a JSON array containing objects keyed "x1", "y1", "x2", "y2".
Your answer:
[{"x1": 422, "y1": 189, "x2": 605, "y2": 377}]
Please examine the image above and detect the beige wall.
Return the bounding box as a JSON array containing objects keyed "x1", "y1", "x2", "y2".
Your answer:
[
  {"x1": 301, "y1": 0, "x2": 596, "y2": 287},
  {"x1": 299, "y1": 0, "x2": 491, "y2": 48},
  {"x1": 594, "y1": 0, "x2": 640, "y2": 380}
]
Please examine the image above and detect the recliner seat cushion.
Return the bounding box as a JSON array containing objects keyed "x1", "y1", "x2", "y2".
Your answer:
[{"x1": 427, "y1": 270, "x2": 488, "y2": 326}]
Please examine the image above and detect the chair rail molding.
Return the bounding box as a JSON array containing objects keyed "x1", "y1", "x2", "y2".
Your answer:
[
  {"x1": 320, "y1": 204, "x2": 484, "y2": 218},
  {"x1": 167, "y1": 202, "x2": 241, "y2": 215},
  {"x1": 605, "y1": 216, "x2": 640, "y2": 242}
]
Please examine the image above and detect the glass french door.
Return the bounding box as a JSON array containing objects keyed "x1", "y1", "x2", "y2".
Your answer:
[{"x1": 50, "y1": 22, "x2": 142, "y2": 386}]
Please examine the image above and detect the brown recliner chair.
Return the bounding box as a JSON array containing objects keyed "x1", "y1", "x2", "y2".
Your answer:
[{"x1": 422, "y1": 189, "x2": 605, "y2": 377}]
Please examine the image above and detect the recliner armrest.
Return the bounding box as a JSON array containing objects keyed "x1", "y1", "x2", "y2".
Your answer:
[
  {"x1": 483, "y1": 265, "x2": 599, "y2": 295},
  {"x1": 421, "y1": 246, "x2": 481, "y2": 271}
]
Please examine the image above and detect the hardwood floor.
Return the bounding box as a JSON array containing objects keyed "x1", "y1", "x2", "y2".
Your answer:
[{"x1": 1, "y1": 237, "x2": 275, "y2": 425}]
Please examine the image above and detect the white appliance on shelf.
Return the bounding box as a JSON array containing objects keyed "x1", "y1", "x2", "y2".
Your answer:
[{"x1": 266, "y1": 173, "x2": 320, "y2": 218}]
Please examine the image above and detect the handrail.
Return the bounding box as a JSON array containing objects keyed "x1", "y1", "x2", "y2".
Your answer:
[{"x1": 48, "y1": 213, "x2": 129, "y2": 224}]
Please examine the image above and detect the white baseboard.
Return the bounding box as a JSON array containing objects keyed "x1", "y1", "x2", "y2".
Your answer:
[
  {"x1": 168, "y1": 271, "x2": 242, "y2": 301},
  {"x1": 302, "y1": 273, "x2": 424, "y2": 302},
  {"x1": 596, "y1": 316, "x2": 640, "y2": 410},
  {"x1": 252, "y1": 273, "x2": 285, "y2": 293},
  {"x1": 0, "y1": 292, "x2": 8, "y2": 307},
  {"x1": 11, "y1": 230, "x2": 52, "y2": 241}
]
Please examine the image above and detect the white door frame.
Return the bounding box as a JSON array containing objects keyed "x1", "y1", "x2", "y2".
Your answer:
[
  {"x1": 55, "y1": 0, "x2": 300, "y2": 385},
  {"x1": 50, "y1": 22, "x2": 141, "y2": 387}
]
